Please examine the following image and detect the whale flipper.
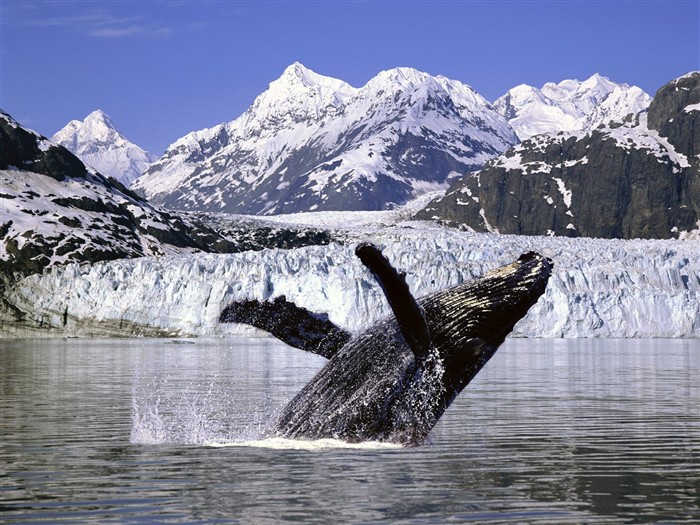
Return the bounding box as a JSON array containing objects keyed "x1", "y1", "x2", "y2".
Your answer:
[
  {"x1": 355, "y1": 243, "x2": 432, "y2": 359},
  {"x1": 219, "y1": 296, "x2": 351, "y2": 358}
]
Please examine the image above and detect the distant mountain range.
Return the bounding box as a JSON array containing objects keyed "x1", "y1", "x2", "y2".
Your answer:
[
  {"x1": 52, "y1": 110, "x2": 157, "y2": 187},
  {"x1": 131, "y1": 63, "x2": 519, "y2": 214},
  {"x1": 416, "y1": 72, "x2": 700, "y2": 240},
  {"x1": 39, "y1": 64, "x2": 697, "y2": 241},
  {"x1": 51, "y1": 64, "x2": 651, "y2": 217},
  {"x1": 493, "y1": 73, "x2": 652, "y2": 140}
]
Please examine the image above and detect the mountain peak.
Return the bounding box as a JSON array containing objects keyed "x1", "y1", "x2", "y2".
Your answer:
[
  {"x1": 52, "y1": 110, "x2": 156, "y2": 187},
  {"x1": 281, "y1": 62, "x2": 315, "y2": 84},
  {"x1": 372, "y1": 67, "x2": 435, "y2": 90},
  {"x1": 275, "y1": 62, "x2": 355, "y2": 93},
  {"x1": 78, "y1": 109, "x2": 119, "y2": 139},
  {"x1": 579, "y1": 73, "x2": 620, "y2": 93},
  {"x1": 243, "y1": 63, "x2": 357, "y2": 127},
  {"x1": 84, "y1": 109, "x2": 114, "y2": 126}
]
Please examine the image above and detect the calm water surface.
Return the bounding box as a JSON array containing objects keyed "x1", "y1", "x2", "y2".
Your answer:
[{"x1": 1, "y1": 338, "x2": 698, "y2": 524}]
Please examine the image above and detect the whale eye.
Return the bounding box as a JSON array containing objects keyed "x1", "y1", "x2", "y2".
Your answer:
[{"x1": 464, "y1": 337, "x2": 488, "y2": 358}]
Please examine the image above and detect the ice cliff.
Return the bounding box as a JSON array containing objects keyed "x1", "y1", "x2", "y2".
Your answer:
[{"x1": 3, "y1": 223, "x2": 698, "y2": 338}]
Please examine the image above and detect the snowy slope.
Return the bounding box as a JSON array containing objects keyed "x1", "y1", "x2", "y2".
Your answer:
[
  {"x1": 53, "y1": 110, "x2": 157, "y2": 186},
  {"x1": 494, "y1": 74, "x2": 651, "y2": 139},
  {"x1": 132, "y1": 63, "x2": 517, "y2": 214},
  {"x1": 0, "y1": 109, "x2": 278, "y2": 285},
  {"x1": 419, "y1": 71, "x2": 700, "y2": 240},
  {"x1": 3, "y1": 211, "x2": 698, "y2": 339}
]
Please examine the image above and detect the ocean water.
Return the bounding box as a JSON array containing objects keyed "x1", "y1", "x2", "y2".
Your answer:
[{"x1": 1, "y1": 337, "x2": 698, "y2": 524}]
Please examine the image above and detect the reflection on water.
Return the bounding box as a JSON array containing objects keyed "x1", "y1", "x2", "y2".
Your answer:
[{"x1": 1, "y1": 337, "x2": 698, "y2": 523}]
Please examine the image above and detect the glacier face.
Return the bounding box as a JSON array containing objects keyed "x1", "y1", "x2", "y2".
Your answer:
[
  {"x1": 52, "y1": 110, "x2": 157, "y2": 187},
  {"x1": 3, "y1": 221, "x2": 698, "y2": 339}
]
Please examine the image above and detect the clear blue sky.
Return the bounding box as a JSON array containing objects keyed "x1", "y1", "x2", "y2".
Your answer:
[{"x1": 2, "y1": 0, "x2": 698, "y2": 155}]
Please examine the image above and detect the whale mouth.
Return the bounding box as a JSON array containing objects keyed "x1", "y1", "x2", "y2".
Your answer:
[{"x1": 425, "y1": 250, "x2": 553, "y2": 344}]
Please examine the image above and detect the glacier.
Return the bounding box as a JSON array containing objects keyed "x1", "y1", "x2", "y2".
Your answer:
[{"x1": 2, "y1": 216, "x2": 698, "y2": 339}]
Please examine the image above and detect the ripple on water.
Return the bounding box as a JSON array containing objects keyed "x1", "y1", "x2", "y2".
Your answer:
[{"x1": 1, "y1": 338, "x2": 698, "y2": 524}]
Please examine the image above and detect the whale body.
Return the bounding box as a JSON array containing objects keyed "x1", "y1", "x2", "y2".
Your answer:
[{"x1": 221, "y1": 244, "x2": 552, "y2": 445}]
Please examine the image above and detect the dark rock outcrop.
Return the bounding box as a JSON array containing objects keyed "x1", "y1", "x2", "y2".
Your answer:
[
  {"x1": 1, "y1": 111, "x2": 88, "y2": 182},
  {"x1": 416, "y1": 73, "x2": 700, "y2": 239},
  {"x1": 647, "y1": 72, "x2": 700, "y2": 159}
]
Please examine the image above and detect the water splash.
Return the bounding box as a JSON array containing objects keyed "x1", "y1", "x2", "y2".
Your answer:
[
  {"x1": 208, "y1": 437, "x2": 403, "y2": 450},
  {"x1": 130, "y1": 370, "x2": 273, "y2": 445},
  {"x1": 128, "y1": 339, "x2": 327, "y2": 447}
]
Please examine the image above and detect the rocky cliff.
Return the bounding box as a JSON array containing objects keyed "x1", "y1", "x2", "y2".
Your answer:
[{"x1": 416, "y1": 73, "x2": 700, "y2": 239}]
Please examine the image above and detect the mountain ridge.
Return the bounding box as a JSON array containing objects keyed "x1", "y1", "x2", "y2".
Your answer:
[
  {"x1": 52, "y1": 110, "x2": 157, "y2": 187},
  {"x1": 493, "y1": 73, "x2": 652, "y2": 140},
  {"x1": 131, "y1": 63, "x2": 518, "y2": 214},
  {"x1": 416, "y1": 71, "x2": 700, "y2": 240}
]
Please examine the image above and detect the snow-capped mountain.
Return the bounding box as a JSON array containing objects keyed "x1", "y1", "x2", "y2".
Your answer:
[
  {"x1": 418, "y1": 72, "x2": 700, "y2": 240},
  {"x1": 1, "y1": 109, "x2": 331, "y2": 294},
  {"x1": 132, "y1": 62, "x2": 518, "y2": 215},
  {"x1": 493, "y1": 73, "x2": 652, "y2": 140},
  {"x1": 52, "y1": 110, "x2": 157, "y2": 186}
]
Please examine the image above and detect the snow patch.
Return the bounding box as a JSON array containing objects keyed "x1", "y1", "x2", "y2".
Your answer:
[{"x1": 553, "y1": 177, "x2": 572, "y2": 208}]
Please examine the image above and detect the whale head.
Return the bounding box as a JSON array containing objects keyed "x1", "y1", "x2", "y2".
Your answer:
[{"x1": 422, "y1": 251, "x2": 553, "y2": 408}]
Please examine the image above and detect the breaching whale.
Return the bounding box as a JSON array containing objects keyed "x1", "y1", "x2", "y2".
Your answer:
[{"x1": 220, "y1": 243, "x2": 552, "y2": 446}]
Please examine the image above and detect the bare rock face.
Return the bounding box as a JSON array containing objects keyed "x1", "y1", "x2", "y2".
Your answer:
[
  {"x1": 417, "y1": 72, "x2": 700, "y2": 240},
  {"x1": 647, "y1": 72, "x2": 700, "y2": 159}
]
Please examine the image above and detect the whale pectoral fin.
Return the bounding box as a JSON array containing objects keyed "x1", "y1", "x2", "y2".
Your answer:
[
  {"x1": 355, "y1": 242, "x2": 431, "y2": 359},
  {"x1": 219, "y1": 296, "x2": 351, "y2": 358}
]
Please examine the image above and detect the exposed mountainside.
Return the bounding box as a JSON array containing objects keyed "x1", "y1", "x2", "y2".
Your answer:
[
  {"x1": 1, "y1": 111, "x2": 338, "y2": 295},
  {"x1": 52, "y1": 110, "x2": 157, "y2": 187},
  {"x1": 416, "y1": 72, "x2": 700, "y2": 240},
  {"x1": 0, "y1": 110, "x2": 248, "y2": 287},
  {"x1": 132, "y1": 63, "x2": 517, "y2": 214},
  {"x1": 493, "y1": 74, "x2": 652, "y2": 140}
]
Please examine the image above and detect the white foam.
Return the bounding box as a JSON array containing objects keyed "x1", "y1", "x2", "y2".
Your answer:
[{"x1": 207, "y1": 437, "x2": 403, "y2": 450}]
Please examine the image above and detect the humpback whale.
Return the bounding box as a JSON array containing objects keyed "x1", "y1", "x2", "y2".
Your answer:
[{"x1": 220, "y1": 243, "x2": 552, "y2": 445}]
